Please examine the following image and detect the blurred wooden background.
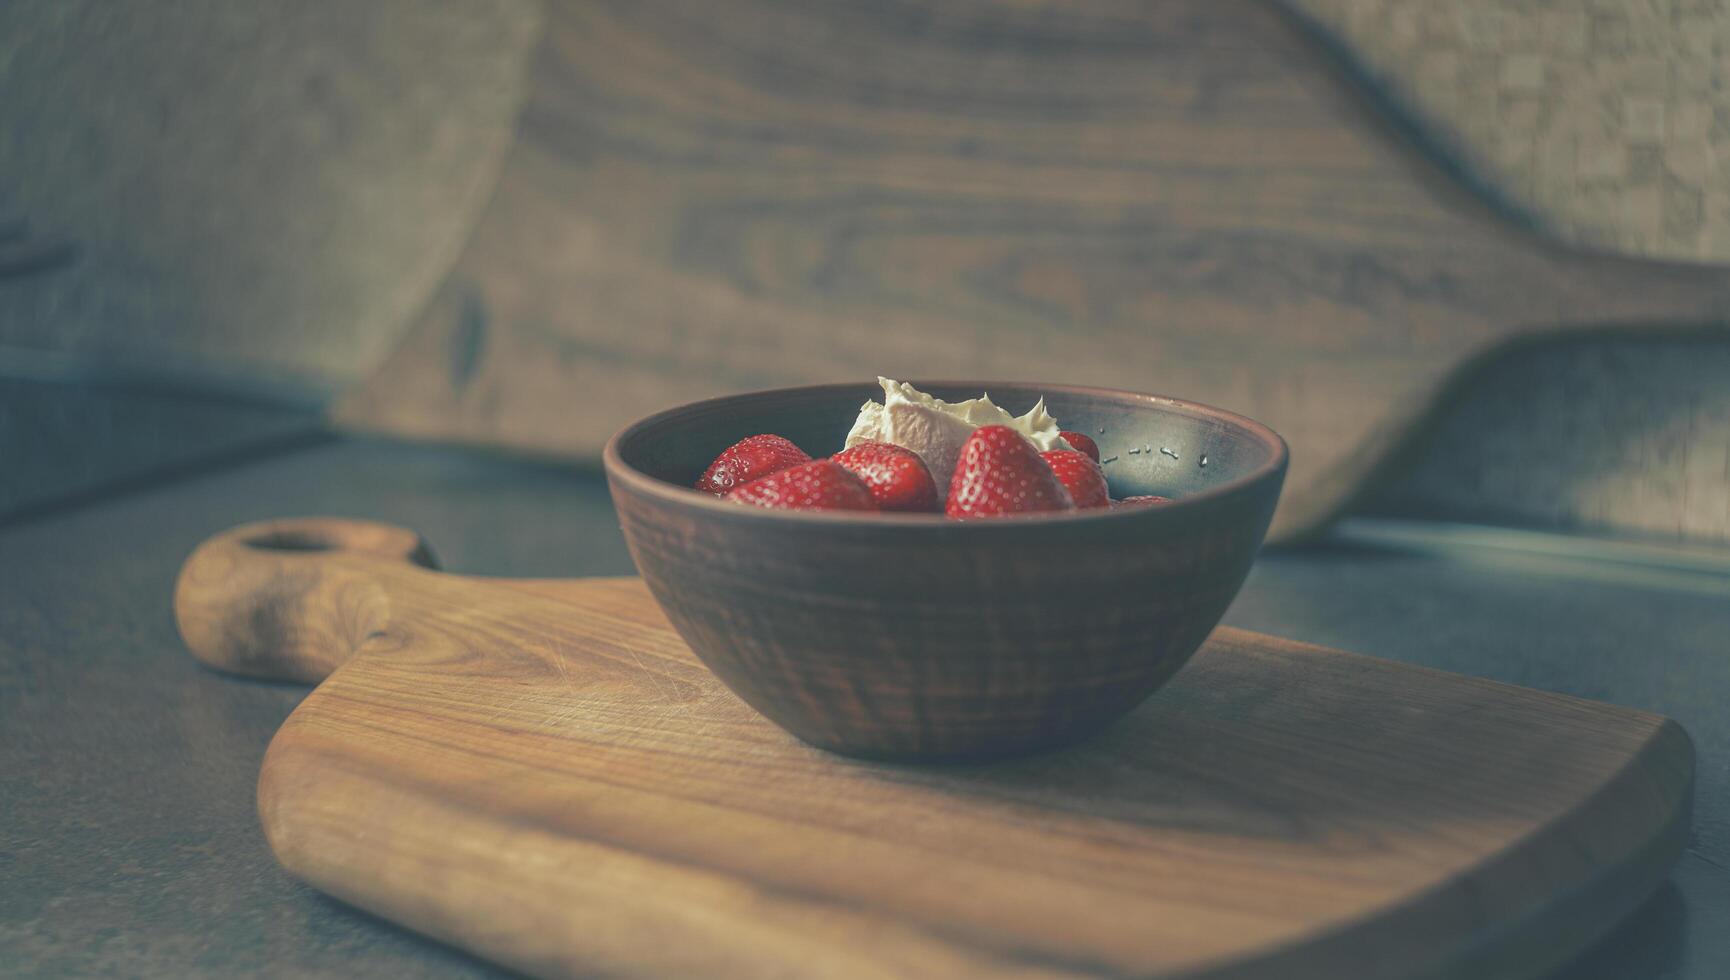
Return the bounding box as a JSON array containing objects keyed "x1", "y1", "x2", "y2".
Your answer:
[
  {"x1": 0, "y1": 0, "x2": 541, "y2": 390},
  {"x1": 4, "y1": 0, "x2": 1728, "y2": 542},
  {"x1": 335, "y1": 0, "x2": 1730, "y2": 541}
]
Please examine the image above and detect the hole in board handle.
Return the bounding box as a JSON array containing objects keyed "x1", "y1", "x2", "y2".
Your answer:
[{"x1": 244, "y1": 531, "x2": 336, "y2": 553}]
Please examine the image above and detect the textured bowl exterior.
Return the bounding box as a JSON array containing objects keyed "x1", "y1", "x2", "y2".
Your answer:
[{"x1": 605, "y1": 382, "x2": 1286, "y2": 760}]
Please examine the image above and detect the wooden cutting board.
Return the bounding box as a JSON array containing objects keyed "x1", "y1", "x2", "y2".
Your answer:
[{"x1": 176, "y1": 519, "x2": 1694, "y2": 980}]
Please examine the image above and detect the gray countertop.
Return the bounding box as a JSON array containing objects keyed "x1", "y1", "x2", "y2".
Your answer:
[{"x1": 3, "y1": 421, "x2": 1727, "y2": 977}]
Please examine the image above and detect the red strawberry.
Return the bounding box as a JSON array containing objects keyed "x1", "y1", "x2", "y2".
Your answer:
[
  {"x1": 1040, "y1": 449, "x2": 1111, "y2": 509},
  {"x1": 946, "y1": 425, "x2": 1075, "y2": 519},
  {"x1": 1059, "y1": 431, "x2": 1100, "y2": 463},
  {"x1": 695, "y1": 434, "x2": 810, "y2": 495},
  {"x1": 1114, "y1": 494, "x2": 1172, "y2": 508},
  {"x1": 726, "y1": 459, "x2": 877, "y2": 512},
  {"x1": 832, "y1": 442, "x2": 939, "y2": 512}
]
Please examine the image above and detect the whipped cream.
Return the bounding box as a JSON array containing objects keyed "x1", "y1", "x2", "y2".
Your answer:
[{"x1": 844, "y1": 378, "x2": 1071, "y2": 494}]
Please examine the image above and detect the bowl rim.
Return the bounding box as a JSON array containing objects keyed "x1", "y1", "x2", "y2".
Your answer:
[{"x1": 603, "y1": 380, "x2": 1289, "y2": 526}]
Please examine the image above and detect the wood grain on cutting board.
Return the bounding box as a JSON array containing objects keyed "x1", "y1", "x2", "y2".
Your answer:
[
  {"x1": 333, "y1": 0, "x2": 1730, "y2": 541},
  {"x1": 176, "y1": 519, "x2": 1694, "y2": 980}
]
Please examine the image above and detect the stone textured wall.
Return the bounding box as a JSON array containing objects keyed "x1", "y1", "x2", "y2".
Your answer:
[{"x1": 1291, "y1": 0, "x2": 1730, "y2": 262}]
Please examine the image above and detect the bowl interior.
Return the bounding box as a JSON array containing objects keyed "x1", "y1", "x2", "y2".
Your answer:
[{"x1": 613, "y1": 381, "x2": 1282, "y2": 505}]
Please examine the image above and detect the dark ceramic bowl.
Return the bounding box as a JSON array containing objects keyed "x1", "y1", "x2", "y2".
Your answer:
[{"x1": 604, "y1": 381, "x2": 1287, "y2": 760}]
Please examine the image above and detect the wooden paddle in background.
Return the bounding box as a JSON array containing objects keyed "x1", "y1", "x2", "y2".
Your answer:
[{"x1": 334, "y1": 0, "x2": 1730, "y2": 541}]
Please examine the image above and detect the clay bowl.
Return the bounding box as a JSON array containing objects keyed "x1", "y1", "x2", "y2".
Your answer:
[{"x1": 604, "y1": 381, "x2": 1287, "y2": 761}]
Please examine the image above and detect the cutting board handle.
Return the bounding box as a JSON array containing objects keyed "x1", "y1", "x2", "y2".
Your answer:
[{"x1": 174, "y1": 518, "x2": 439, "y2": 683}]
